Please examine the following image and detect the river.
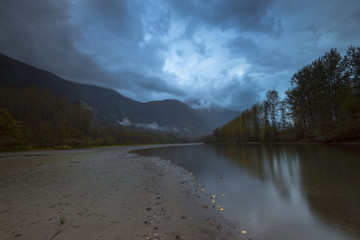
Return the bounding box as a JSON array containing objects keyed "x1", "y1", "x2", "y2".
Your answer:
[{"x1": 135, "y1": 143, "x2": 360, "y2": 240}]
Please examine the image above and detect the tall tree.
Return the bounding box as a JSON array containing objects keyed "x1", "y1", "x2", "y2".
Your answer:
[
  {"x1": 344, "y1": 45, "x2": 360, "y2": 95},
  {"x1": 322, "y1": 48, "x2": 346, "y2": 121},
  {"x1": 265, "y1": 90, "x2": 280, "y2": 127}
]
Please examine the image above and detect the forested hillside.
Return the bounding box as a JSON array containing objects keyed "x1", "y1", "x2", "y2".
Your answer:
[
  {"x1": 0, "y1": 53, "x2": 212, "y2": 136},
  {"x1": 0, "y1": 86, "x2": 185, "y2": 149},
  {"x1": 207, "y1": 45, "x2": 360, "y2": 143}
]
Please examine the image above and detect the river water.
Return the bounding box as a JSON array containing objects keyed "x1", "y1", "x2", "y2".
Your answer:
[{"x1": 135, "y1": 143, "x2": 360, "y2": 240}]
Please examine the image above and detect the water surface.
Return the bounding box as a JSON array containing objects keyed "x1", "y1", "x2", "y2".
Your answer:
[{"x1": 136, "y1": 143, "x2": 360, "y2": 240}]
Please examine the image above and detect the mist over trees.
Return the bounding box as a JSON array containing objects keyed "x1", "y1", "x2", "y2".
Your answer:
[
  {"x1": 207, "y1": 45, "x2": 360, "y2": 143},
  {"x1": 0, "y1": 86, "x2": 185, "y2": 149}
]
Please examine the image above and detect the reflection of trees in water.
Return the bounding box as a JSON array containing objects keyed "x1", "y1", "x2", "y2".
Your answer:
[
  {"x1": 297, "y1": 145, "x2": 360, "y2": 238},
  {"x1": 213, "y1": 144, "x2": 301, "y2": 199},
  {"x1": 214, "y1": 143, "x2": 360, "y2": 238}
]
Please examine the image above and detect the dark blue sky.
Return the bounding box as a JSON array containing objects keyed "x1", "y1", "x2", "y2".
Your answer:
[{"x1": 1, "y1": 0, "x2": 359, "y2": 110}]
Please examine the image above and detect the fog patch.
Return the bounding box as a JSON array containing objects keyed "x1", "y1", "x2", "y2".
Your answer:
[
  {"x1": 118, "y1": 118, "x2": 132, "y2": 126},
  {"x1": 136, "y1": 122, "x2": 164, "y2": 131},
  {"x1": 118, "y1": 119, "x2": 167, "y2": 131}
]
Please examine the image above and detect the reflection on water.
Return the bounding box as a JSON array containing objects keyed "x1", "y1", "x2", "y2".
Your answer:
[{"x1": 136, "y1": 144, "x2": 360, "y2": 240}]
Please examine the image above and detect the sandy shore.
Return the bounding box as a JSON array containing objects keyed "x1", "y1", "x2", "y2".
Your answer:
[{"x1": 0, "y1": 145, "x2": 242, "y2": 240}]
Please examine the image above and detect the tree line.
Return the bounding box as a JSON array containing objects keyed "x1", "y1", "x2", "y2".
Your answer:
[
  {"x1": 206, "y1": 45, "x2": 360, "y2": 143},
  {"x1": 0, "y1": 86, "x2": 184, "y2": 149}
]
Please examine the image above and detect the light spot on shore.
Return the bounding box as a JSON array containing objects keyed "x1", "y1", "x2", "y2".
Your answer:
[
  {"x1": 242, "y1": 230, "x2": 247, "y2": 234},
  {"x1": 221, "y1": 194, "x2": 225, "y2": 197},
  {"x1": 201, "y1": 189, "x2": 205, "y2": 192},
  {"x1": 217, "y1": 205, "x2": 221, "y2": 208},
  {"x1": 220, "y1": 208, "x2": 224, "y2": 211},
  {"x1": 211, "y1": 195, "x2": 216, "y2": 199},
  {"x1": 211, "y1": 199, "x2": 215, "y2": 204}
]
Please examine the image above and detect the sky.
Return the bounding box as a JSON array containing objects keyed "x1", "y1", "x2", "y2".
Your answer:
[{"x1": 1, "y1": 0, "x2": 359, "y2": 111}]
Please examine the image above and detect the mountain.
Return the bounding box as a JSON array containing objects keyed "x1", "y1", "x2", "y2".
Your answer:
[
  {"x1": 196, "y1": 107, "x2": 240, "y2": 130},
  {"x1": 0, "y1": 53, "x2": 238, "y2": 136}
]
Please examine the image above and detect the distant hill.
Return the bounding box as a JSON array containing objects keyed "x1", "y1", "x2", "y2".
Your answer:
[
  {"x1": 196, "y1": 107, "x2": 239, "y2": 130},
  {"x1": 0, "y1": 53, "x2": 238, "y2": 136}
]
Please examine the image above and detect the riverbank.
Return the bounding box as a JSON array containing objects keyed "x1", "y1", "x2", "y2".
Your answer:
[{"x1": 0, "y1": 145, "x2": 241, "y2": 239}]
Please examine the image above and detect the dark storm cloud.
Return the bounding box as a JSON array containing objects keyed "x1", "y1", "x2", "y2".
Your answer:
[
  {"x1": 227, "y1": 35, "x2": 294, "y2": 74},
  {"x1": 70, "y1": 0, "x2": 178, "y2": 97},
  {"x1": 0, "y1": 0, "x2": 116, "y2": 86},
  {"x1": 219, "y1": 74, "x2": 263, "y2": 110},
  {"x1": 77, "y1": 0, "x2": 143, "y2": 41},
  {"x1": 168, "y1": 0, "x2": 279, "y2": 34},
  {"x1": 115, "y1": 70, "x2": 186, "y2": 101},
  {"x1": 271, "y1": 0, "x2": 360, "y2": 50},
  {"x1": 1, "y1": 0, "x2": 360, "y2": 111}
]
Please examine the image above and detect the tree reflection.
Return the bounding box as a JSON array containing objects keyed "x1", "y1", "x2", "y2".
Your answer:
[
  {"x1": 136, "y1": 144, "x2": 360, "y2": 239},
  {"x1": 213, "y1": 144, "x2": 360, "y2": 238}
]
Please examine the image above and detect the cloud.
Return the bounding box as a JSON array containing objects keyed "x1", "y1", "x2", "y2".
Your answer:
[
  {"x1": 1, "y1": 0, "x2": 360, "y2": 111},
  {"x1": 113, "y1": 70, "x2": 186, "y2": 102},
  {"x1": 0, "y1": 0, "x2": 116, "y2": 87},
  {"x1": 118, "y1": 118, "x2": 180, "y2": 132},
  {"x1": 136, "y1": 122, "x2": 163, "y2": 131},
  {"x1": 167, "y1": 0, "x2": 280, "y2": 34},
  {"x1": 118, "y1": 118, "x2": 131, "y2": 126}
]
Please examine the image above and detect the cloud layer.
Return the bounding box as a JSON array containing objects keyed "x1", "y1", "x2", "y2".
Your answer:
[{"x1": 1, "y1": 0, "x2": 359, "y2": 110}]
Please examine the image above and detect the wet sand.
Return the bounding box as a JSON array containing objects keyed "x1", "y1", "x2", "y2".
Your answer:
[{"x1": 0, "y1": 145, "x2": 242, "y2": 240}]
